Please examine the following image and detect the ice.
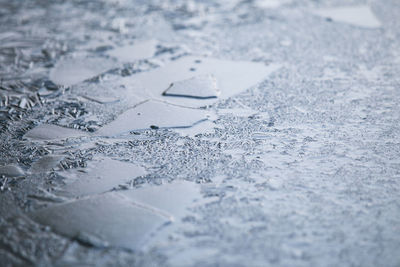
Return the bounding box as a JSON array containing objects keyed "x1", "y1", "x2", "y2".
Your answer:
[
  {"x1": 0, "y1": 164, "x2": 24, "y2": 177},
  {"x1": 60, "y1": 157, "x2": 146, "y2": 197},
  {"x1": 107, "y1": 40, "x2": 157, "y2": 63},
  {"x1": 124, "y1": 56, "x2": 281, "y2": 108},
  {"x1": 255, "y1": 0, "x2": 290, "y2": 9},
  {"x1": 120, "y1": 181, "x2": 201, "y2": 219},
  {"x1": 162, "y1": 74, "x2": 220, "y2": 99},
  {"x1": 24, "y1": 124, "x2": 88, "y2": 141},
  {"x1": 29, "y1": 193, "x2": 170, "y2": 250},
  {"x1": 80, "y1": 94, "x2": 120, "y2": 104},
  {"x1": 29, "y1": 155, "x2": 64, "y2": 174},
  {"x1": 96, "y1": 100, "x2": 212, "y2": 137},
  {"x1": 217, "y1": 107, "x2": 258, "y2": 117},
  {"x1": 312, "y1": 6, "x2": 382, "y2": 29},
  {"x1": 173, "y1": 120, "x2": 221, "y2": 137},
  {"x1": 50, "y1": 56, "x2": 115, "y2": 86}
]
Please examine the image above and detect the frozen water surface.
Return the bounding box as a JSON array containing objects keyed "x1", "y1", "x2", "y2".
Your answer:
[
  {"x1": 97, "y1": 100, "x2": 213, "y2": 136},
  {"x1": 107, "y1": 40, "x2": 158, "y2": 63},
  {"x1": 1, "y1": 0, "x2": 400, "y2": 266},
  {"x1": 24, "y1": 124, "x2": 88, "y2": 141},
  {"x1": 162, "y1": 74, "x2": 220, "y2": 99},
  {"x1": 50, "y1": 56, "x2": 116, "y2": 86},
  {"x1": 60, "y1": 157, "x2": 146, "y2": 197},
  {"x1": 312, "y1": 6, "x2": 382, "y2": 29},
  {"x1": 29, "y1": 193, "x2": 170, "y2": 250}
]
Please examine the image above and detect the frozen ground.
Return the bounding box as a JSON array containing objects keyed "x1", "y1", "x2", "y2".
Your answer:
[{"x1": 0, "y1": 0, "x2": 400, "y2": 266}]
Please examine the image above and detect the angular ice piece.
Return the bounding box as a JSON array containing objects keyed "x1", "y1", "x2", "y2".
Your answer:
[
  {"x1": 312, "y1": 6, "x2": 382, "y2": 29},
  {"x1": 162, "y1": 74, "x2": 220, "y2": 99},
  {"x1": 0, "y1": 164, "x2": 24, "y2": 177},
  {"x1": 107, "y1": 40, "x2": 157, "y2": 63},
  {"x1": 125, "y1": 56, "x2": 281, "y2": 108},
  {"x1": 29, "y1": 155, "x2": 64, "y2": 173},
  {"x1": 60, "y1": 157, "x2": 146, "y2": 197},
  {"x1": 29, "y1": 193, "x2": 170, "y2": 250},
  {"x1": 50, "y1": 56, "x2": 115, "y2": 86},
  {"x1": 24, "y1": 124, "x2": 88, "y2": 141},
  {"x1": 96, "y1": 100, "x2": 211, "y2": 137},
  {"x1": 120, "y1": 181, "x2": 201, "y2": 219}
]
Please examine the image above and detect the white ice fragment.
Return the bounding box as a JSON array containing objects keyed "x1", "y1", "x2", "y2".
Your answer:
[
  {"x1": 311, "y1": 5, "x2": 382, "y2": 29},
  {"x1": 120, "y1": 181, "x2": 201, "y2": 219},
  {"x1": 96, "y1": 100, "x2": 211, "y2": 137},
  {"x1": 50, "y1": 56, "x2": 115, "y2": 86},
  {"x1": 29, "y1": 193, "x2": 170, "y2": 250},
  {"x1": 60, "y1": 157, "x2": 146, "y2": 197},
  {"x1": 162, "y1": 74, "x2": 220, "y2": 99},
  {"x1": 107, "y1": 40, "x2": 157, "y2": 62},
  {"x1": 123, "y1": 56, "x2": 281, "y2": 108},
  {"x1": 0, "y1": 164, "x2": 24, "y2": 177},
  {"x1": 24, "y1": 124, "x2": 88, "y2": 141},
  {"x1": 29, "y1": 155, "x2": 64, "y2": 174}
]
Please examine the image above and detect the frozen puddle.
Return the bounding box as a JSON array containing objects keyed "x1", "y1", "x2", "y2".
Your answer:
[
  {"x1": 107, "y1": 40, "x2": 157, "y2": 63},
  {"x1": 60, "y1": 157, "x2": 146, "y2": 197},
  {"x1": 30, "y1": 181, "x2": 200, "y2": 250},
  {"x1": 125, "y1": 56, "x2": 280, "y2": 107},
  {"x1": 162, "y1": 74, "x2": 220, "y2": 99},
  {"x1": 312, "y1": 5, "x2": 382, "y2": 29},
  {"x1": 29, "y1": 193, "x2": 170, "y2": 250},
  {"x1": 0, "y1": 164, "x2": 24, "y2": 177},
  {"x1": 24, "y1": 124, "x2": 88, "y2": 141},
  {"x1": 50, "y1": 56, "x2": 115, "y2": 86},
  {"x1": 97, "y1": 100, "x2": 212, "y2": 137}
]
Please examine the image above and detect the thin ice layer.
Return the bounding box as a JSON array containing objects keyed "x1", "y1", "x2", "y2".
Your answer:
[
  {"x1": 24, "y1": 124, "x2": 88, "y2": 141},
  {"x1": 124, "y1": 56, "x2": 281, "y2": 107},
  {"x1": 50, "y1": 56, "x2": 115, "y2": 86},
  {"x1": 29, "y1": 155, "x2": 64, "y2": 173},
  {"x1": 60, "y1": 157, "x2": 146, "y2": 197},
  {"x1": 0, "y1": 164, "x2": 24, "y2": 177},
  {"x1": 162, "y1": 74, "x2": 220, "y2": 99},
  {"x1": 120, "y1": 181, "x2": 201, "y2": 219},
  {"x1": 107, "y1": 40, "x2": 157, "y2": 63},
  {"x1": 312, "y1": 6, "x2": 382, "y2": 29},
  {"x1": 29, "y1": 193, "x2": 170, "y2": 250},
  {"x1": 96, "y1": 100, "x2": 211, "y2": 137}
]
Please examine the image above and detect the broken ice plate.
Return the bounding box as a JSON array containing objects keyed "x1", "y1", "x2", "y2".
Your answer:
[
  {"x1": 122, "y1": 56, "x2": 281, "y2": 108},
  {"x1": 24, "y1": 124, "x2": 89, "y2": 141},
  {"x1": 50, "y1": 55, "x2": 115, "y2": 86},
  {"x1": 0, "y1": 164, "x2": 24, "y2": 177},
  {"x1": 96, "y1": 100, "x2": 214, "y2": 137},
  {"x1": 29, "y1": 193, "x2": 170, "y2": 250},
  {"x1": 106, "y1": 40, "x2": 157, "y2": 63},
  {"x1": 29, "y1": 155, "x2": 64, "y2": 174},
  {"x1": 59, "y1": 157, "x2": 147, "y2": 197},
  {"x1": 162, "y1": 74, "x2": 220, "y2": 99}
]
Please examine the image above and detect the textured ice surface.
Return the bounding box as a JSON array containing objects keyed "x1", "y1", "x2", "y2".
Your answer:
[
  {"x1": 97, "y1": 100, "x2": 212, "y2": 136},
  {"x1": 255, "y1": 0, "x2": 290, "y2": 9},
  {"x1": 162, "y1": 74, "x2": 220, "y2": 99},
  {"x1": 107, "y1": 40, "x2": 157, "y2": 63},
  {"x1": 29, "y1": 193, "x2": 170, "y2": 250},
  {"x1": 24, "y1": 124, "x2": 88, "y2": 141},
  {"x1": 29, "y1": 155, "x2": 64, "y2": 174},
  {"x1": 50, "y1": 56, "x2": 115, "y2": 86},
  {"x1": 125, "y1": 56, "x2": 280, "y2": 107},
  {"x1": 60, "y1": 157, "x2": 146, "y2": 197},
  {"x1": 0, "y1": 164, "x2": 24, "y2": 178},
  {"x1": 312, "y1": 6, "x2": 382, "y2": 29}
]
